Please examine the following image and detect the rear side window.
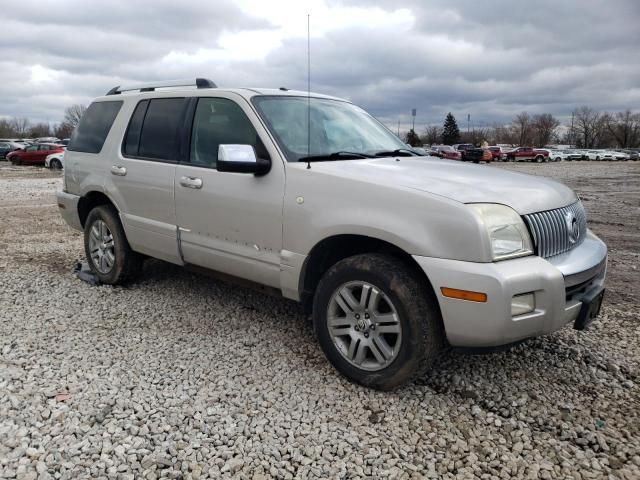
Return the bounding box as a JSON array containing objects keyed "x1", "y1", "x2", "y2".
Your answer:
[
  {"x1": 137, "y1": 98, "x2": 184, "y2": 160},
  {"x1": 123, "y1": 100, "x2": 149, "y2": 156},
  {"x1": 68, "y1": 101, "x2": 122, "y2": 154}
]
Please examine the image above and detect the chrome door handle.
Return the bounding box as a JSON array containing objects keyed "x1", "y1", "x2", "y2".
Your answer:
[
  {"x1": 111, "y1": 165, "x2": 127, "y2": 176},
  {"x1": 179, "y1": 176, "x2": 203, "y2": 189}
]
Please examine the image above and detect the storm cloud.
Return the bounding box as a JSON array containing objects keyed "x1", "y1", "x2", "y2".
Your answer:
[{"x1": 0, "y1": 0, "x2": 638, "y2": 129}]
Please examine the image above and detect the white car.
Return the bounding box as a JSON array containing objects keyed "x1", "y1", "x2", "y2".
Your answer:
[
  {"x1": 45, "y1": 151, "x2": 65, "y2": 169},
  {"x1": 611, "y1": 151, "x2": 630, "y2": 161},
  {"x1": 548, "y1": 150, "x2": 569, "y2": 162}
]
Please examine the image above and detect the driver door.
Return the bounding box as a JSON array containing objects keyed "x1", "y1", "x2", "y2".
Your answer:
[{"x1": 174, "y1": 94, "x2": 285, "y2": 288}]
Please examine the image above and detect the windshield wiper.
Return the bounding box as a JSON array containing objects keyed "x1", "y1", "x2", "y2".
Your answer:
[
  {"x1": 373, "y1": 148, "x2": 419, "y2": 157},
  {"x1": 298, "y1": 151, "x2": 374, "y2": 162}
]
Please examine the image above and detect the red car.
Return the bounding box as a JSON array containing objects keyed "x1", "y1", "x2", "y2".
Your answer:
[
  {"x1": 9, "y1": 143, "x2": 64, "y2": 165},
  {"x1": 430, "y1": 145, "x2": 462, "y2": 160}
]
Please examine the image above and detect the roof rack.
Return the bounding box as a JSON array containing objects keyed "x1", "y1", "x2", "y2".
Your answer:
[{"x1": 106, "y1": 78, "x2": 216, "y2": 95}]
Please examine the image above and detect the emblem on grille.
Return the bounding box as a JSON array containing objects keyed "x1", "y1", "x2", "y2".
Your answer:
[{"x1": 565, "y1": 211, "x2": 580, "y2": 244}]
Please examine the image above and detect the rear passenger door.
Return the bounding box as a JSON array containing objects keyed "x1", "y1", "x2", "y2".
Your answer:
[
  {"x1": 174, "y1": 95, "x2": 285, "y2": 288},
  {"x1": 106, "y1": 97, "x2": 187, "y2": 265}
]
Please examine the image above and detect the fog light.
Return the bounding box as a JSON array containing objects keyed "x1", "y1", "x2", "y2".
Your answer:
[{"x1": 511, "y1": 293, "x2": 535, "y2": 316}]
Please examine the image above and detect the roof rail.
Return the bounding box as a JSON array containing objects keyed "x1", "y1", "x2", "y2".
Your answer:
[{"x1": 105, "y1": 78, "x2": 216, "y2": 95}]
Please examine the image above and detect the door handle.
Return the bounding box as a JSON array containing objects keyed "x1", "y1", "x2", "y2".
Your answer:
[
  {"x1": 111, "y1": 165, "x2": 127, "y2": 176},
  {"x1": 179, "y1": 176, "x2": 203, "y2": 189}
]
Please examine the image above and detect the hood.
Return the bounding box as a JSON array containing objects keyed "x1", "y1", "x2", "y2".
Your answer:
[{"x1": 310, "y1": 157, "x2": 577, "y2": 215}]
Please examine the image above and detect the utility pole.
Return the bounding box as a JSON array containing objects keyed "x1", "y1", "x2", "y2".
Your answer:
[
  {"x1": 397, "y1": 119, "x2": 400, "y2": 137},
  {"x1": 411, "y1": 109, "x2": 416, "y2": 132},
  {"x1": 467, "y1": 114, "x2": 470, "y2": 134}
]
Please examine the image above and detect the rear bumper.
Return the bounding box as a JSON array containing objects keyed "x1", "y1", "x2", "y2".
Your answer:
[
  {"x1": 413, "y1": 230, "x2": 607, "y2": 347},
  {"x1": 56, "y1": 191, "x2": 83, "y2": 232}
]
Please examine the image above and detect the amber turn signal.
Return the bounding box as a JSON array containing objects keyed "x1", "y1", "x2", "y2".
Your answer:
[{"x1": 440, "y1": 287, "x2": 487, "y2": 303}]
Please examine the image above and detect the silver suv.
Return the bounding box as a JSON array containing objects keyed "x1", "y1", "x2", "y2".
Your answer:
[{"x1": 57, "y1": 78, "x2": 607, "y2": 390}]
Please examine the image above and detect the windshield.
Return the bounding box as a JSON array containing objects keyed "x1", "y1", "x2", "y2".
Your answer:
[{"x1": 252, "y1": 96, "x2": 408, "y2": 162}]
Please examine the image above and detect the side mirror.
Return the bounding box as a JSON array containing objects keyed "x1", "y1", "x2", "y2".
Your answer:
[{"x1": 217, "y1": 144, "x2": 271, "y2": 176}]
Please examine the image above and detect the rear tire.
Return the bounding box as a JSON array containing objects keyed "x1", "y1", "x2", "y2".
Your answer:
[
  {"x1": 50, "y1": 159, "x2": 62, "y2": 170},
  {"x1": 313, "y1": 253, "x2": 445, "y2": 390},
  {"x1": 535, "y1": 155, "x2": 544, "y2": 163},
  {"x1": 84, "y1": 205, "x2": 143, "y2": 284}
]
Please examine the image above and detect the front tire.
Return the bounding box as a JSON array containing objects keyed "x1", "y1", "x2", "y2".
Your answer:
[
  {"x1": 313, "y1": 254, "x2": 444, "y2": 390},
  {"x1": 84, "y1": 205, "x2": 143, "y2": 284},
  {"x1": 50, "y1": 159, "x2": 62, "y2": 170}
]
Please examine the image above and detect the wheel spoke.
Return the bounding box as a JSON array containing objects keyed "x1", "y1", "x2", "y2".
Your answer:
[
  {"x1": 372, "y1": 312, "x2": 397, "y2": 324},
  {"x1": 104, "y1": 250, "x2": 115, "y2": 268},
  {"x1": 371, "y1": 336, "x2": 392, "y2": 363},
  {"x1": 340, "y1": 287, "x2": 360, "y2": 311},
  {"x1": 328, "y1": 316, "x2": 352, "y2": 328},
  {"x1": 353, "y1": 340, "x2": 367, "y2": 365},
  {"x1": 376, "y1": 323, "x2": 401, "y2": 334},
  {"x1": 366, "y1": 287, "x2": 380, "y2": 312},
  {"x1": 90, "y1": 225, "x2": 100, "y2": 242},
  {"x1": 359, "y1": 284, "x2": 371, "y2": 309},
  {"x1": 346, "y1": 338, "x2": 359, "y2": 360}
]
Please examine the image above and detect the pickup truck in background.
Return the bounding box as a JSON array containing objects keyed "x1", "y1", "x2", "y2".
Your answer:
[
  {"x1": 453, "y1": 144, "x2": 492, "y2": 163},
  {"x1": 506, "y1": 147, "x2": 550, "y2": 163},
  {"x1": 430, "y1": 145, "x2": 462, "y2": 160}
]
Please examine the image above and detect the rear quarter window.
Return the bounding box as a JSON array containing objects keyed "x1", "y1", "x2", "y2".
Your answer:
[{"x1": 68, "y1": 101, "x2": 123, "y2": 154}]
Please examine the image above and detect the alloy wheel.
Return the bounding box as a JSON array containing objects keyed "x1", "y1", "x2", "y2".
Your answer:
[
  {"x1": 327, "y1": 281, "x2": 402, "y2": 371},
  {"x1": 89, "y1": 219, "x2": 115, "y2": 274}
]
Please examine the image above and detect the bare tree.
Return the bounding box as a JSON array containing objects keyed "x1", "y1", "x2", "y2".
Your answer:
[
  {"x1": 63, "y1": 104, "x2": 87, "y2": 128},
  {"x1": 54, "y1": 122, "x2": 74, "y2": 139},
  {"x1": 9, "y1": 117, "x2": 31, "y2": 137},
  {"x1": 605, "y1": 110, "x2": 640, "y2": 148},
  {"x1": 573, "y1": 106, "x2": 604, "y2": 148},
  {"x1": 531, "y1": 113, "x2": 560, "y2": 147},
  {"x1": 421, "y1": 125, "x2": 441, "y2": 146},
  {"x1": 511, "y1": 112, "x2": 532, "y2": 146},
  {"x1": 28, "y1": 122, "x2": 53, "y2": 138}
]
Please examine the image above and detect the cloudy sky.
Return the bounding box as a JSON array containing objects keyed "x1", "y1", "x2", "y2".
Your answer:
[{"x1": 1, "y1": 0, "x2": 639, "y2": 130}]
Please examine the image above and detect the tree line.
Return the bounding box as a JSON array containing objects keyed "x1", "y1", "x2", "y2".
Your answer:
[
  {"x1": 0, "y1": 104, "x2": 86, "y2": 139},
  {"x1": 405, "y1": 107, "x2": 640, "y2": 149}
]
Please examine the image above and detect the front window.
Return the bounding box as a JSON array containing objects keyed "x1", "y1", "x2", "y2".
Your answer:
[{"x1": 252, "y1": 96, "x2": 408, "y2": 162}]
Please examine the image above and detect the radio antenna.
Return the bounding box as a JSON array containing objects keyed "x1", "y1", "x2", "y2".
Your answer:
[{"x1": 306, "y1": 13, "x2": 311, "y2": 170}]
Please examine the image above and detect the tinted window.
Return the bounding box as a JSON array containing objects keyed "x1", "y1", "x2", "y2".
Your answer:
[
  {"x1": 138, "y1": 98, "x2": 184, "y2": 160},
  {"x1": 68, "y1": 101, "x2": 122, "y2": 154},
  {"x1": 26, "y1": 146, "x2": 37, "y2": 152},
  {"x1": 123, "y1": 100, "x2": 149, "y2": 157},
  {"x1": 190, "y1": 98, "x2": 267, "y2": 168}
]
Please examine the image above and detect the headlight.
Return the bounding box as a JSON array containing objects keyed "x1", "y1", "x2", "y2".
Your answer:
[{"x1": 469, "y1": 203, "x2": 533, "y2": 261}]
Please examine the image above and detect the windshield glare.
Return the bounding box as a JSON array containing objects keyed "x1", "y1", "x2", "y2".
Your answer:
[{"x1": 252, "y1": 96, "x2": 407, "y2": 162}]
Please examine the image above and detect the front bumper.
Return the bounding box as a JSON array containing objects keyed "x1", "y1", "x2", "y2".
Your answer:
[
  {"x1": 414, "y1": 230, "x2": 607, "y2": 347},
  {"x1": 56, "y1": 191, "x2": 83, "y2": 232}
]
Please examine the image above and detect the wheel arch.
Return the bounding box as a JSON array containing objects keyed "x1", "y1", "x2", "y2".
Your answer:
[
  {"x1": 77, "y1": 191, "x2": 120, "y2": 228},
  {"x1": 299, "y1": 234, "x2": 439, "y2": 313}
]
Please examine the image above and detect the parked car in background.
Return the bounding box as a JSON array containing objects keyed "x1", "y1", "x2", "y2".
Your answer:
[
  {"x1": 431, "y1": 145, "x2": 462, "y2": 160},
  {"x1": 488, "y1": 146, "x2": 505, "y2": 161},
  {"x1": 45, "y1": 151, "x2": 65, "y2": 169},
  {"x1": 563, "y1": 150, "x2": 585, "y2": 161},
  {"x1": 505, "y1": 147, "x2": 549, "y2": 163},
  {"x1": 611, "y1": 150, "x2": 630, "y2": 161},
  {"x1": 453, "y1": 143, "x2": 490, "y2": 163},
  {"x1": 547, "y1": 150, "x2": 569, "y2": 162},
  {"x1": 35, "y1": 137, "x2": 61, "y2": 144},
  {"x1": 9, "y1": 143, "x2": 64, "y2": 165},
  {"x1": 60, "y1": 138, "x2": 71, "y2": 147},
  {"x1": 620, "y1": 149, "x2": 639, "y2": 160},
  {"x1": 0, "y1": 141, "x2": 24, "y2": 159}
]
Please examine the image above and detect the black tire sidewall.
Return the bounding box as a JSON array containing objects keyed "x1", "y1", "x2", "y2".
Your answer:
[
  {"x1": 313, "y1": 254, "x2": 442, "y2": 390},
  {"x1": 84, "y1": 205, "x2": 132, "y2": 284}
]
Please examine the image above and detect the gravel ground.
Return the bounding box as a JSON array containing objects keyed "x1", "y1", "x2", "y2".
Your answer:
[{"x1": 0, "y1": 160, "x2": 639, "y2": 479}]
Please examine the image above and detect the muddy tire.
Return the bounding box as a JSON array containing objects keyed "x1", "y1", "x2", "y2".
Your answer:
[
  {"x1": 84, "y1": 205, "x2": 143, "y2": 285},
  {"x1": 313, "y1": 253, "x2": 445, "y2": 390}
]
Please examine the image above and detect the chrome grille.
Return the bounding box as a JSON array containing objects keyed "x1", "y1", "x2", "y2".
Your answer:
[{"x1": 524, "y1": 201, "x2": 587, "y2": 258}]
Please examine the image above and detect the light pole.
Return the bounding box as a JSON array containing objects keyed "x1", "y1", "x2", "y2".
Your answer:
[{"x1": 411, "y1": 109, "x2": 416, "y2": 132}]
